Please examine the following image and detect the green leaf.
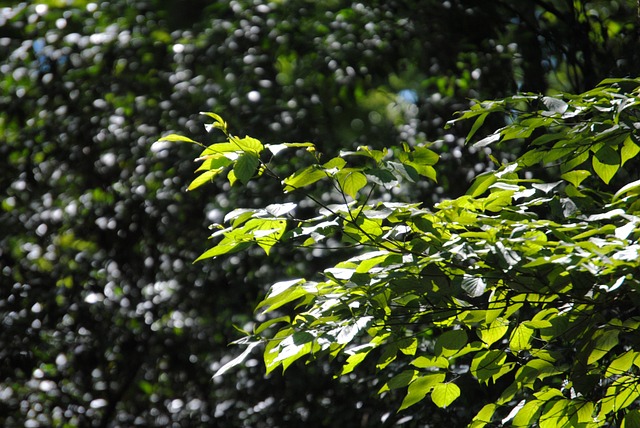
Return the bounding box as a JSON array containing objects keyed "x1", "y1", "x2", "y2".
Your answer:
[
  {"x1": 470, "y1": 403, "x2": 498, "y2": 427},
  {"x1": 471, "y1": 350, "x2": 507, "y2": 383},
  {"x1": 560, "y1": 149, "x2": 590, "y2": 173},
  {"x1": 283, "y1": 166, "x2": 327, "y2": 192},
  {"x1": 434, "y1": 329, "x2": 468, "y2": 357},
  {"x1": 561, "y1": 170, "x2": 590, "y2": 187},
  {"x1": 399, "y1": 372, "x2": 446, "y2": 410},
  {"x1": 515, "y1": 359, "x2": 561, "y2": 386},
  {"x1": 607, "y1": 376, "x2": 640, "y2": 411},
  {"x1": 188, "y1": 168, "x2": 224, "y2": 191},
  {"x1": 232, "y1": 136, "x2": 264, "y2": 154},
  {"x1": 195, "y1": 241, "x2": 251, "y2": 262},
  {"x1": 411, "y1": 355, "x2": 449, "y2": 370},
  {"x1": 337, "y1": 170, "x2": 367, "y2": 199},
  {"x1": 431, "y1": 383, "x2": 460, "y2": 408},
  {"x1": 412, "y1": 146, "x2": 440, "y2": 165},
  {"x1": 478, "y1": 318, "x2": 509, "y2": 347},
  {"x1": 539, "y1": 399, "x2": 570, "y2": 428},
  {"x1": 397, "y1": 337, "x2": 418, "y2": 356},
  {"x1": 621, "y1": 136, "x2": 640, "y2": 165},
  {"x1": 234, "y1": 152, "x2": 260, "y2": 185},
  {"x1": 323, "y1": 157, "x2": 347, "y2": 170},
  {"x1": 378, "y1": 369, "x2": 417, "y2": 393},
  {"x1": 509, "y1": 324, "x2": 534, "y2": 352},
  {"x1": 512, "y1": 400, "x2": 544, "y2": 427},
  {"x1": 592, "y1": 146, "x2": 620, "y2": 184},
  {"x1": 467, "y1": 173, "x2": 497, "y2": 197},
  {"x1": 606, "y1": 351, "x2": 636, "y2": 377},
  {"x1": 622, "y1": 410, "x2": 640, "y2": 428},
  {"x1": 200, "y1": 111, "x2": 228, "y2": 133},
  {"x1": 569, "y1": 400, "x2": 594, "y2": 425},
  {"x1": 254, "y1": 315, "x2": 291, "y2": 335},
  {"x1": 366, "y1": 167, "x2": 398, "y2": 187},
  {"x1": 466, "y1": 112, "x2": 489, "y2": 143},
  {"x1": 271, "y1": 331, "x2": 314, "y2": 371},
  {"x1": 157, "y1": 133, "x2": 200, "y2": 144},
  {"x1": 587, "y1": 329, "x2": 619, "y2": 365},
  {"x1": 340, "y1": 345, "x2": 375, "y2": 376},
  {"x1": 259, "y1": 279, "x2": 310, "y2": 312}
]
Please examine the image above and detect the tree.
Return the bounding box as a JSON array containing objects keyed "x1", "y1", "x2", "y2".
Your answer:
[
  {"x1": 171, "y1": 77, "x2": 640, "y2": 426},
  {"x1": 2, "y1": 1, "x2": 639, "y2": 426}
]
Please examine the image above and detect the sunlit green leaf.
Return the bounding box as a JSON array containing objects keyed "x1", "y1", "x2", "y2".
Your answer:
[
  {"x1": 431, "y1": 382, "x2": 460, "y2": 408},
  {"x1": 478, "y1": 318, "x2": 509, "y2": 347},
  {"x1": 337, "y1": 170, "x2": 367, "y2": 199},
  {"x1": 283, "y1": 166, "x2": 327, "y2": 191},
  {"x1": 157, "y1": 133, "x2": 200, "y2": 144},
  {"x1": 510, "y1": 324, "x2": 534, "y2": 352},
  {"x1": 188, "y1": 168, "x2": 224, "y2": 191},
  {"x1": 561, "y1": 170, "x2": 590, "y2": 187},
  {"x1": 399, "y1": 373, "x2": 446, "y2": 410}
]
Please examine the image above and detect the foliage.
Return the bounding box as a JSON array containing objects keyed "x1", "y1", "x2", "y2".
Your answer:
[
  {"x1": 176, "y1": 77, "x2": 640, "y2": 426},
  {"x1": 2, "y1": 0, "x2": 639, "y2": 426}
]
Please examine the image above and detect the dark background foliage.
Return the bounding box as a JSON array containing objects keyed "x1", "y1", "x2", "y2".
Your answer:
[{"x1": 1, "y1": 1, "x2": 638, "y2": 426}]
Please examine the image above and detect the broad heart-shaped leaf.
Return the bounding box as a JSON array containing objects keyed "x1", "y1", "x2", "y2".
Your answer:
[
  {"x1": 509, "y1": 324, "x2": 534, "y2": 352},
  {"x1": 233, "y1": 152, "x2": 260, "y2": 185},
  {"x1": 478, "y1": 318, "x2": 509, "y2": 347},
  {"x1": 336, "y1": 169, "x2": 367, "y2": 199},
  {"x1": 399, "y1": 372, "x2": 446, "y2": 410},
  {"x1": 592, "y1": 145, "x2": 620, "y2": 184},
  {"x1": 561, "y1": 170, "x2": 591, "y2": 187},
  {"x1": 430, "y1": 382, "x2": 461, "y2": 408}
]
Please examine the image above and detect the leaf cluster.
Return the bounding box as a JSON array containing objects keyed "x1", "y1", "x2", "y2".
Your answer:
[{"x1": 173, "y1": 78, "x2": 640, "y2": 426}]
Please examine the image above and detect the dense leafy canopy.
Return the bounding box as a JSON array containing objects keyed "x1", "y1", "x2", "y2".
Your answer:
[
  {"x1": 176, "y1": 78, "x2": 640, "y2": 426},
  {"x1": 2, "y1": 0, "x2": 639, "y2": 426}
]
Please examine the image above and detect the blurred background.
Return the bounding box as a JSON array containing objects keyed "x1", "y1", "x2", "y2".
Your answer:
[{"x1": 1, "y1": 1, "x2": 638, "y2": 426}]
